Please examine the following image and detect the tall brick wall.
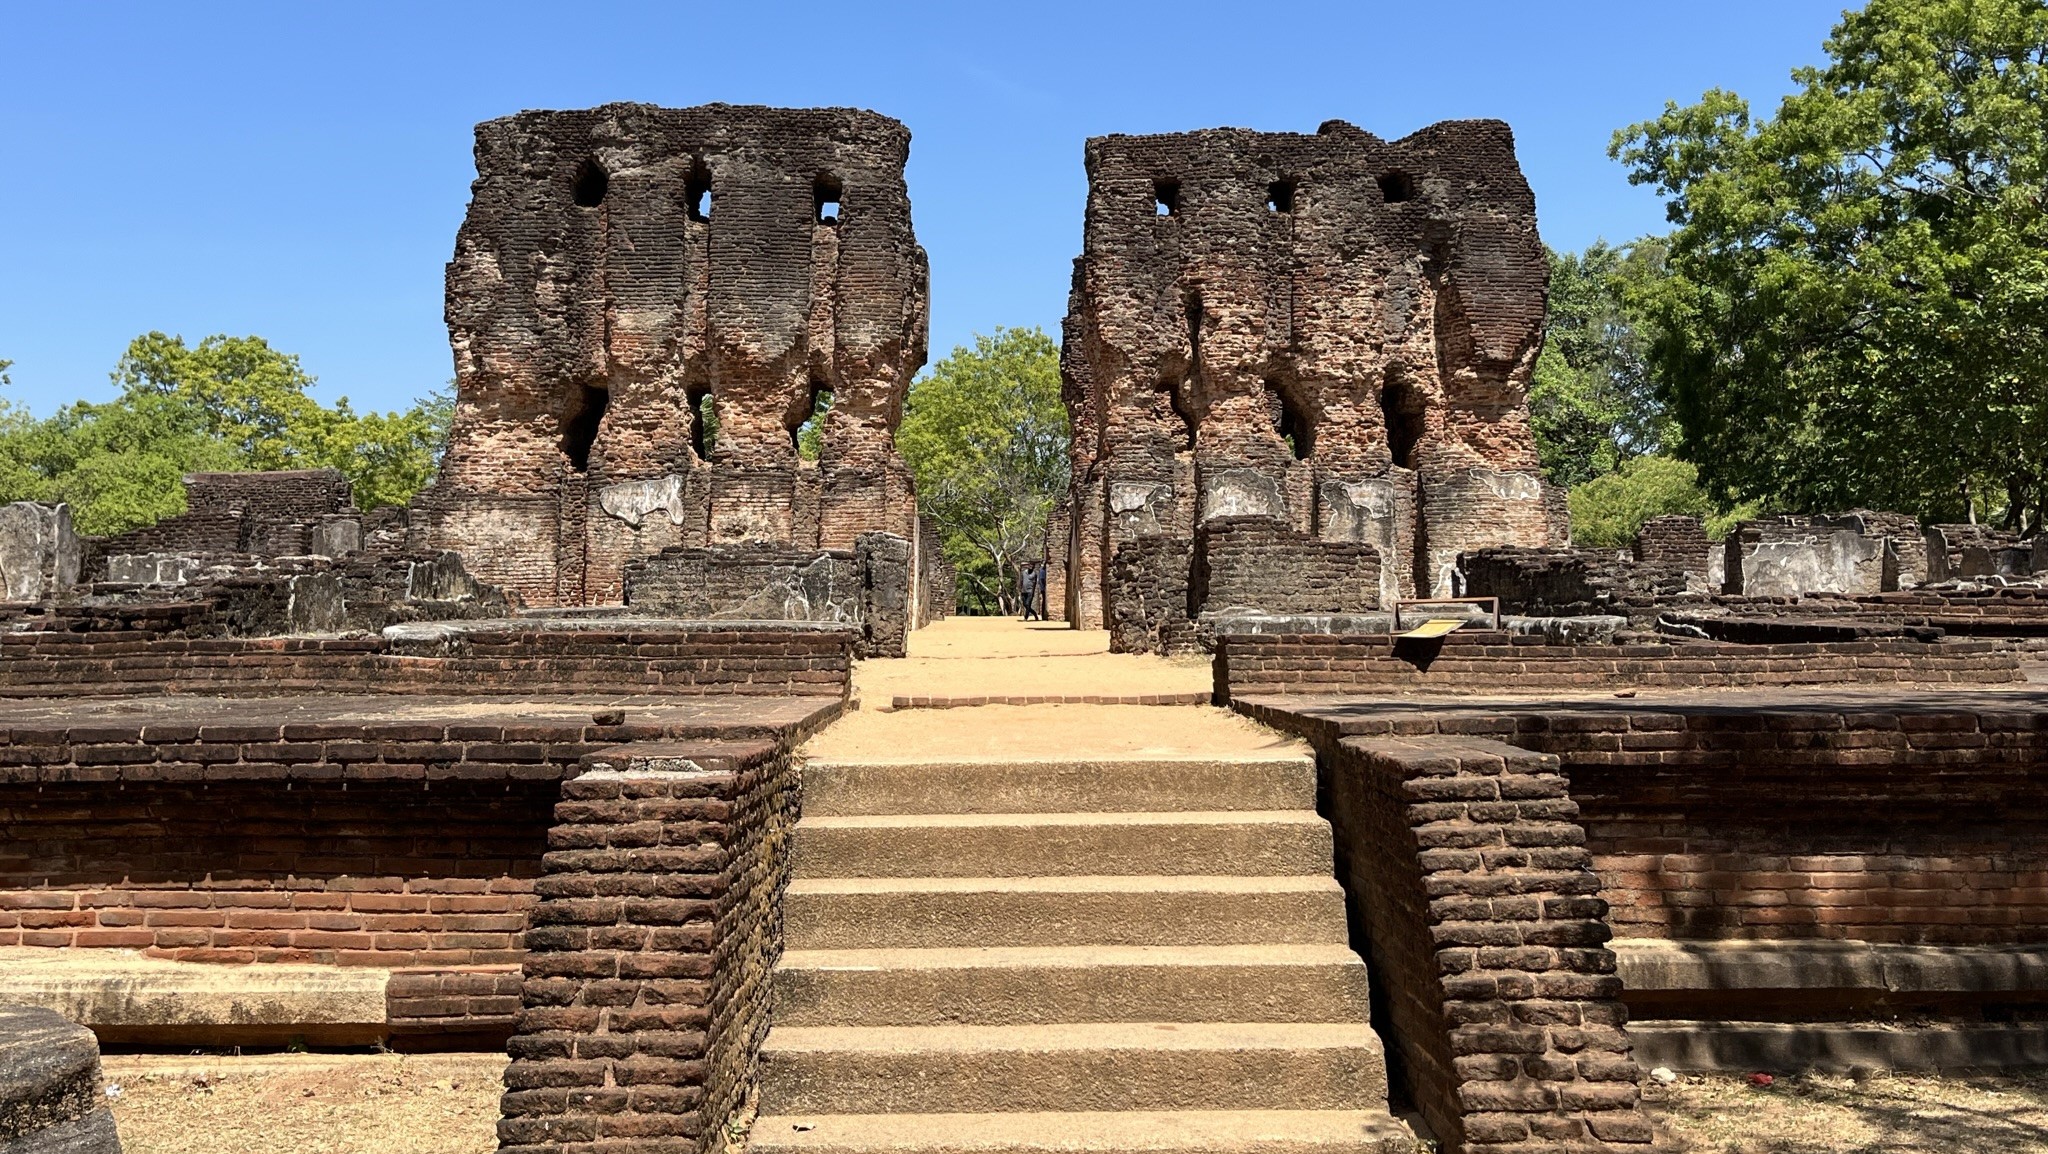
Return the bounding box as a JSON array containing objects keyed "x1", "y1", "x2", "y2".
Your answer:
[
  {"x1": 1062, "y1": 118, "x2": 1566, "y2": 641},
  {"x1": 415, "y1": 104, "x2": 931, "y2": 610}
]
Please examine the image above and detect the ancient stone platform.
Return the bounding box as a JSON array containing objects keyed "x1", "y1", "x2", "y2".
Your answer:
[{"x1": 0, "y1": 1004, "x2": 121, "y2": 1154}]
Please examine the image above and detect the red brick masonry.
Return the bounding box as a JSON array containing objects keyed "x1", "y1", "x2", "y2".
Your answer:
[
  {"x1": 500, "y1": 739, "x2": 794, "y2": 1154},
  {"x1": 1215, "y1": 632, "x2": 2022, "y2": 699},
  {"x1": 0, "y1": 625, "x2": 854, "y2": 699}
]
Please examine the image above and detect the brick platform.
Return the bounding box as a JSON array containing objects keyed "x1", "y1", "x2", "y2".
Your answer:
[{"x1": 1215, "y1": 631, "x2": 2023, "y2": 699}]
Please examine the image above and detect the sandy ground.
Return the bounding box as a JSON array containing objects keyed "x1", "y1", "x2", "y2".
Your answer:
[
  {"x1": 801, "y1": 701, "x2": 1307, "y2": 761},
  {"x1": 851, "y1": 616, "x2": 1212, "y2": 705},
  {"x1": 96, "y1": 1054, "x2": 2048, "y2": 1154},
  {"x1": 101, "y1": 1053, "x2": 503, "y2": 1154},
  {"x1": 1650, "y1": 1069, "x2": 2048, "y2": 1153}
]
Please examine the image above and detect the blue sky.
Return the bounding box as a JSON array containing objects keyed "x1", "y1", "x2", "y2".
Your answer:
[{"x1": 0, "y1": 1, "x2": 1847, "y2": 416}]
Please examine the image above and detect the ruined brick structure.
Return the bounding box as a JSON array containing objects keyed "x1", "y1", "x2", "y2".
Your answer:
[
  {"x1": 1060, "y1": 119, "x2": 1565, "y2": 643},
  {"x1": 411, "y1": 103, "x2": 934, "y2": 619}
]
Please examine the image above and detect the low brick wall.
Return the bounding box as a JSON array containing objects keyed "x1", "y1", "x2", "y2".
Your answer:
[
  {"x1": 1214, "y1": 632, "x2": 2022, "y2": 699},
  {"x1": 1320, "y1": 735, "x2": 1654, "y2": 1152},
  {"x1": 501, "y1": 739, "x2": 795, "y2": 1154},
  {"x1": 0, "y1": 624, "x2": 855, "y2": 699}
]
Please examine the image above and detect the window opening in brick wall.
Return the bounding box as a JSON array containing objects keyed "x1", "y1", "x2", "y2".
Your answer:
[
  {"x1": 1381, "y1": 372, "x2": 1425, "y2": 469},
  {"x1": 815, "y1": 174, "x2": 842, "y2": 224},
  {"x1": 1378, "y1": 171, "x2": 1414, "y2": 203},
  {"x1": 572, "y1": 158, "x2": 608, "y2": 208},
  {"x1": 1267, "y1": 180, "x2": 1295, "y2": 213},
  {"x1": 561, "y1": 384, "x2": 609, "y2": 471},
  {"x1": 1153, "y1": 178, "x2": 1179, "y2": 216},
  {"x1": 793, "y1": 383, "x2": 831, "y2": 461},
  {"x1": 691, "y1": 390, "x2": 718, "y2": 461},
  {"x1": 1268, "y1": 379, "x2": 1313, "y2": 459},
  {"x1": 686, "y1": 159, "x2": 713, "y2": 222}
]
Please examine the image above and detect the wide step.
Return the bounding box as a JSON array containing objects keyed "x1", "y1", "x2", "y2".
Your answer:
[
  {"x1": 794, "y1": 811, "x2": 1332, "y2": 877},
  {"x1": 785, "y1": 876, "x2": 1351, "y2": 949},
  {"x1": 758, "y1": 1022, "x2": 1389, "y2": 1115},
  {"x1": 747, "y1": 1110, "x2": 1419, "y2": 1154},
  {"x1": 774, "y1": 944, "x2": 1371, "y2": 1026},
  {"x1": 800, "y1": 757, "x2": 1317, "y2": 816}
]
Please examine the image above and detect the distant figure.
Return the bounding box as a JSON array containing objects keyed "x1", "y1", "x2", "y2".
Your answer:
[
  {"x1": 1019, "y1": 563, "x2": 1041, "y2": 621},
  {"x1": 1032, "y1": 561, "x2": 1050, "y2": 622}
]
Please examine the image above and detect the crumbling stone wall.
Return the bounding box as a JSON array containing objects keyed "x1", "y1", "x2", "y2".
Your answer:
[
  {"x1": 1722, "y1": 513, "x2": 1925, "y2": 597},
  {"x1": 413, "y1": 103, "x2": 931, "y2": 609},
  {"x1": 1193, "y1": 515, "x2": 1382, "y2": 616},
  {"x1": 1062, "y1": 118, "x2": 1566, "y2": 643},
  {"x1": 92, "y1": 469, "x2": 358, "y2": 570},
  {"x1": 1631, "y1": 515, "x2": 1710, "y2": 575},
  {"x1": 1459, "y1": 547, "x2": 1691, "y2": 619},
  {"x1": 0, "y1": 503, "x2": 80, "y2": 603},
  {"x1": 621, "y1": 532, "x2": 913, "y2": 657}
]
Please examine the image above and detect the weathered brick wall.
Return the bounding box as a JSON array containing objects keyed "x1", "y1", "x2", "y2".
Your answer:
[
  {"x1": 1322, "y1": 735, "x2": 1654, "y2": 1152},
  {"x1": 95, "y1": 470, "x2": 356, "y2": 563},
  {"x1": 418, "y1": 104, "x2": 930, "y2": 609},
  {"x1": 1062, "y1": 118, "x2": 1566, "y2": 633},
  {"x1": 1458, "y1": 547, "x2": 1691, "y2": 618},
  {"x1": 915, "y1": 515, "x2": 954, "y2": 626},
  {"x1": 1215, "y1": 633, "x2": 2023, "y2": 698},
  {"x1": 0, "y1": 625, "x2": 855, "y2": 699},
  {"x1": 501, "y1": 739, "x2": 793, "y2": 1154},
  {"x1": 0, "y1": 779, "x2": 550, "y2": 964},
  {"x1": 1515, "y1": 709, "x2": 2048, "y2": 945},
  {"x1": 1630, "y1": 516, "x2": 1710, "y2": 572},
  {"x1": 1107, "y1": 535, "x2": 1195, "y2": 654},
  {"x1": 622, "y1": 535, "x2": 914, "y2": 658},
  {"x1": 1193, "y1": 515, "x2": 1381, "y2": 616}
]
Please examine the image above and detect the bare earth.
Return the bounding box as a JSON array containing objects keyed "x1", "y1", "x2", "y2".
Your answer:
[
  {"x1": 98, "y1": 1054, "x2": 2048, "y2": 1154},
  {"x1": 1650, "y1": 1069, "x2": 2048, "y2": 1153},
  {"x1": 102, "y1": 1053, "x2": 503, "y2": 1154}
]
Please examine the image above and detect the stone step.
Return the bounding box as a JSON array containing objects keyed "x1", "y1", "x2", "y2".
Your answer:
[
  {"x1": 793, "y1": 811, "x2": 1333, "y2": 878},
  {"x1": 757, "y1": 1022, "x2": 1389, "y2": 1115},
  {"x1": 773, "y1": 944, "x2": 1371, "y2": 1027},
  {"x1": 799, "y1": 756, "x2": 1317, "y2": 816},
  {"x1": 785, "y1": 876, "x2": 1351, "y2": 949},
  {"x1": 747, "y1": 1110, "x2": 1420, "y2": 1154}
]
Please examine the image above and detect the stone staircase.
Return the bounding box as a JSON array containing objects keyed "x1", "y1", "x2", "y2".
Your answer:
[{"x1": 749, "y1": 753, "x2": 1417, "y2": 1153}]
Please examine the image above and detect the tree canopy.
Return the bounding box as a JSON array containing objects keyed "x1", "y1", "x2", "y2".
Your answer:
[
  {"x1": 1611, "y1": 0, "x2": 2048, "y2": 533},
  {"x1": 897, "y1": 327, "x2": 1068, "y2": 614},
  {"x1": 1529, "y1": 241, "x2": 1671, "y2": 488},
  {"x1": 0, "y1": 334, "x2": 448, "y2": 535}
]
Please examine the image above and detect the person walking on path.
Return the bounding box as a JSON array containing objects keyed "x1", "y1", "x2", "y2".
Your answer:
[
  {"x1": 1019, "y1": 562, "x2": 1041, "y2": 621},
  {"x1": 1031, "y1": 559, "x2": 1049, "y2": 623}
]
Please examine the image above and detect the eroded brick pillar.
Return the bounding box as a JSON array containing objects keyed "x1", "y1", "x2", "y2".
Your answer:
[{"x1": 499, "y1": 739, "x2": 793, "y2": 1154}]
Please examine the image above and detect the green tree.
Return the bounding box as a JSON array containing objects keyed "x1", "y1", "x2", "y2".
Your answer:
[
  {"x1": 1567, "y1": 455, "x2": 1757, "y2": 548},
  {"x1": 1611, "y1": 0, "x2": 2048, "y2": 533},
  {"x1": 1530, "y1": 241, "x2": 1671, "y2": 487},
  {"x1": 897, "y1": 327, "x2": 1068, "y2": 614},
  {"x1": 0, "y1": 335, "x2": 448, "y2": 534}
]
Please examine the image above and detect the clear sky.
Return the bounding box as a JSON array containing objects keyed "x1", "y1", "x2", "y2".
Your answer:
[{"x1": 0, "y1": 1, "x2": 1848, "y2": 416}]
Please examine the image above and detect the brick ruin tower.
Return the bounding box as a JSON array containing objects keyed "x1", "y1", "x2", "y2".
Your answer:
[
  {"x1": 411, "y1": 103, "x2": 930, "y2": 607},
  {"x1": 1054, "y1": 119, "x2": 1566, "y2": 644}
]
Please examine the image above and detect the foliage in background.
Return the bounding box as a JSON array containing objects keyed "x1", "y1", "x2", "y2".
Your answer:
[
  {"x1": 1529, "y1": 241, "x2": 1672, "y2": 488},
  {"x1": 0, "y1": 334, "x2": 448, "y2": 535},
  {"x1": 1611, "y1": 0, "x2": 2048, "y2": 534},
  {"x1": 1568, "y1": 455, "x2": 1758, "y2": 548},
  {"x1": 898, "y1": 327, "x2": 1068, "y2": 614}
]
